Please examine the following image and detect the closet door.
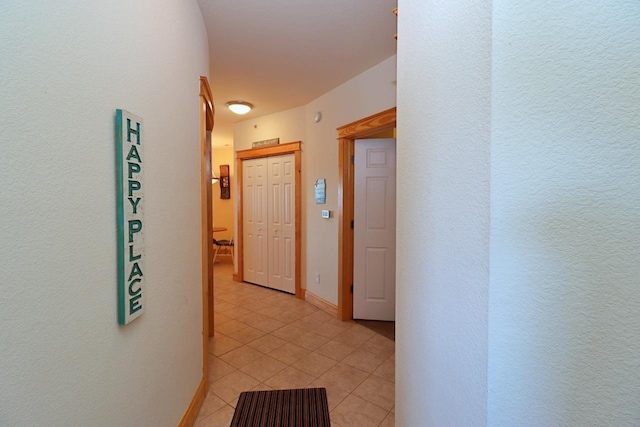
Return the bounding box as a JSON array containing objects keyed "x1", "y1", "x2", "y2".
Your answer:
[
  {"x1": 242, "y1": 158, "x2": 268, "y2": 286},
  {"x1": 267, "y1": 154, "x2": 295, "y2": 293}
]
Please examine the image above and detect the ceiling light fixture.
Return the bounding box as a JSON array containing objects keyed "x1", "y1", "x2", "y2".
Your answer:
[{"x1": 226, "y1": 101, "x2": 253, "y2": 115}]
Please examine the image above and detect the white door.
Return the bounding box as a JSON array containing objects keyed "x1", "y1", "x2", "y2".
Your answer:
[
  {"x1": 353, "y1": 139, "x2": 396, "y2": 320},
  {"x1": 267, "y1": 154, "x2": 296, "y2": 293},
  {"x1": 243, "y1": 158, "x2": 268, "y2": 286}
]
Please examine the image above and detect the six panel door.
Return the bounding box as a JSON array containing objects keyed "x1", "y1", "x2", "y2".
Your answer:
[{"x1": 353, "y1": 139, "x2": 396, "y2": 321}]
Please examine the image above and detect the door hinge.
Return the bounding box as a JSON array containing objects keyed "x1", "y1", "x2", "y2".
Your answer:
[
  {"x1": 350, "y1": 284, "x2": 354, "y2": 293},
  {"x1": 350, "y1": 220, "x2": 354, "y2": 229},
  {"x1": 351, "y1": 155, "x2": 355, "y2": 164}
]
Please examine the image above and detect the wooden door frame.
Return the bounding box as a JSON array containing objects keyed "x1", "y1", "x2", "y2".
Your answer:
[
  {"x1": 234, "y1": 142, "x2": 303, "y2": 299},
  {"x1": 336, "y1": 107, "x2": 396, "y2": 320},
  {"x1": 178, "y1": 77, "x2": 216, "y2": 427},
  {"x1": 199, "y1": 76, "x2": 214, "y2": 378}
]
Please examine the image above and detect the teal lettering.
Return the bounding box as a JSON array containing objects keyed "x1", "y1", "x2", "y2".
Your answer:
[
  {"x1": 128, "y1": 220, "x2": 142, "y2": 243},
  {"x1": 126, "y1": 145, "x2": 141, "y2": 162},
  {"x1": 129, "y1": 244, "x2": 141, "y2": 261},
  {"x1": 129, "y1": 293, "x2": 143, "y2": 314},
  {"x1": 127, "y1": 162, "x2": 141, "y2": 178},
  {"x1": 127, "y1": 119, "x2": 141, "y2": 145},
  {"x1": 128, "y1": 197, "x2": 141, "y2": 214},
  {"x1": 128, "y1": 278, "x2": 142, "y2": 296},
  {"x1": 128, "y1": 180, "x2": 141, "y2": 197},
  {"x1": 128, "y1": 262, "x2": 143, "y2": 281}
]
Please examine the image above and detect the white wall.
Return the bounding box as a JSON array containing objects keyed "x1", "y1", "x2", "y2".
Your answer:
[
  {"x1": 234, "y1": 55, "x2": 396, "y2": 303},
  {"x1": 397, "y1": 0, "x2": 640, "y2": 426},
  {"x1": 396, "y1": 0, "x2": 492, "y2": 426},
  {"x1": 488, "y1": 2, "x2": 640, "y2": 425},
  {"x1": 0, "y1": 1, "x2": 209, "y2": 426},
  {"x1": 234, "y1": 106, "x2": 307, "y2": 152}
]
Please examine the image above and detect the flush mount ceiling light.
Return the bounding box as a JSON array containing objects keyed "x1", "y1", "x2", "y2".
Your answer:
[{"x1": 226, "y1": 101, "x2": 253, "y2": 115}]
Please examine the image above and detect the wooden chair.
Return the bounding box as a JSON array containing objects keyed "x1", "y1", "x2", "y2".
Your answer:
[{"x1": 213, "y1": 238, "x2": 234, "y2": 263}]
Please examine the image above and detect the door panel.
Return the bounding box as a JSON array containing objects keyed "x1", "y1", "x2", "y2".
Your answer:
[
  {"x1": 267, "y1": 154, "x2": 295, "y2": 293},
  {"x1": 354, "y1": 139, "x2": 396, "y2": 320},
  {"x1": 366, "y1": 177, "x2": 389, "y2": 229},
  {"x1": 365, "y1": 247, "x2": 387, "y2": 299},
  {"x1": 284, "y1": 237, "x2": 293, "y2": 280},
  {"x1": 243, "y1": 158, "x2": 268, "y2": 286},
  {"x1": 279, "y1": 155, "x2": 295, "y2": 292},
  {"x1": 243, "y1": 161, "x2": 256, "y2": 282}
]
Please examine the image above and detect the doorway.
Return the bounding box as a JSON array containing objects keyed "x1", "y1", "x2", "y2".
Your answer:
[{"x1": 336, "y1": 107, "x2": 397, "y2": 320}]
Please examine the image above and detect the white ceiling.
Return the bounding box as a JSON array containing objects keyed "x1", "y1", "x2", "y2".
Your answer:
[{"x1": 197, "y1": 0, "x2": 397, "y2": 147}]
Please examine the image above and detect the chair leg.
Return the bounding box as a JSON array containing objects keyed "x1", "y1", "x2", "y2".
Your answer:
[{"x1": 213, "y1": 245, "x2": 220, "y2": 264}]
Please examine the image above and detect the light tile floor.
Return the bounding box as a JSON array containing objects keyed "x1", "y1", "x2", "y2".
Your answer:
[{"x1": 195, "y1": 261, "x2": 395, "y2": 427}]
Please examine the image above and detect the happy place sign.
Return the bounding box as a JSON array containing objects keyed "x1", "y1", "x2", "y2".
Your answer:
[{"x1": 116, "y1": 109, "x2": 145, "y2": 325}]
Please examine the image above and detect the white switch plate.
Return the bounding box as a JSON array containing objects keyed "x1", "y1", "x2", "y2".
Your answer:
[{"x1": 321, "y1": 210, "x2": 330, "y2": 219}]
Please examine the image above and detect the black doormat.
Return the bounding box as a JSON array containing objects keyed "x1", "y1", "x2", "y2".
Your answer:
[{"x1": 230, "y1": 388, "x2": 330, "y2": 427}]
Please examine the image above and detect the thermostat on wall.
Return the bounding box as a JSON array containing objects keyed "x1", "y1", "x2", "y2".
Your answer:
[{"x1": 321, "y1": 210, "x2": 330, "y2": 219}]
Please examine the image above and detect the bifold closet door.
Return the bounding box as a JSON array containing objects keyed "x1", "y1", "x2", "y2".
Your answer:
[
  {"x1": 242, "y1": 154, "x2": 296, "y2": 294},
  {"x1": 267, "y1": 154, "x2": 295, "y2": 294},
  {"x1": 242, "y1": 158, "x2": 268, "y2": 287}
]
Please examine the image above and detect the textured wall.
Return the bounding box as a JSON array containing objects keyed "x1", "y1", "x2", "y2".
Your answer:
[
  {"x1": 396, "y1": 1, "x2": 492, "y2": 425},
  {"x1": 234, "y1": 106, "x2": 308, "y2": 152},
  {"x1": 0, "y1": 1, "x2": 209, "y2": 425},
  {"x1": 233, "y1": 56, "x2": 396, "y2": 303},
  {"x1": 488, "y1": 1, "x2": 640, "y2": 425}
]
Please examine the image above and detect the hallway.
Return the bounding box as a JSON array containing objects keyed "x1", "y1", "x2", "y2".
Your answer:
[{"x1": 196, "y1": 261, "x2": 395, "y2": 426}]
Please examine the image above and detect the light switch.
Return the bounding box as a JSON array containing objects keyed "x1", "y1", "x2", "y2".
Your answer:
[{"x1": 321, "y1": 210, "x2": 330, "y2": 219}]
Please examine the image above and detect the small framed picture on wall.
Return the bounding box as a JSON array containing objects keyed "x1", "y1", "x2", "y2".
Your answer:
[{"x1": 220, "y1": 164, "x2": 230, "y2": 199}]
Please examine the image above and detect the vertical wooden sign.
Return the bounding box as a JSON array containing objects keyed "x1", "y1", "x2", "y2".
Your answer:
[{"x1": 116, "y1": 109, "x2": 145, "y2": 325}]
